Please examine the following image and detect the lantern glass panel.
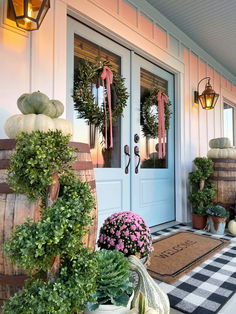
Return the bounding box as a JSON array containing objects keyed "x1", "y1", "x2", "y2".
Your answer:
[
  {"x1": 38, "y1": 0, "x2": 50, "y2": 26},
  {"x1": 17, "y1": 17, "x2": 38, "y2": 30},
  {"x1": 9, "y1": 0, "x2": 24, "y2": 16},
  {"x1": 212, "y1": 93, "x2": 219, "y2": 107}
]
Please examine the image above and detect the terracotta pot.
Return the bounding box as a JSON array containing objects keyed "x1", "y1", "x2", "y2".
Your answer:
[
  {"x1": 208, "y1": 216, "x2": 227, "y2": 235},
  {"x1": 192, "y1": 213, "x2": 207, "y2": 229}
]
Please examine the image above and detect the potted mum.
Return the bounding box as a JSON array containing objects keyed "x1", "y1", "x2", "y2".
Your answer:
[
  {"x1": 85, "y1": 249, "x2": 134, "y2": 314},
  {"x1": 206, "y1": 205, "x2": 229, "y2": 235},
  {"x1": 98, "y1": 211, "x2": 153, "y2": 260}
]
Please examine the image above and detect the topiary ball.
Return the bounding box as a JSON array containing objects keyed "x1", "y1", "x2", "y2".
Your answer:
[{"x1": 98, "y1": 211, "x2": 153, "y2": 258}]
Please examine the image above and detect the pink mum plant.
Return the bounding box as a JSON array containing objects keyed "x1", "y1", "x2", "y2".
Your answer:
[{"x1": 98, "y1": 211, "x2": 153, "y2": 258}]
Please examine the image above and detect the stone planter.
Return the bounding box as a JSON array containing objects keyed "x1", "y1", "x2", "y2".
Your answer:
[
  {"x1": 84, "y1": 292, "x2": 133, "y2": 314},
  {"x1": 208, "y1": 216, "x2": 227, "y2": 235},
  {"x1": 192, "y1": 213, "x2": 207, "y2": 229}
]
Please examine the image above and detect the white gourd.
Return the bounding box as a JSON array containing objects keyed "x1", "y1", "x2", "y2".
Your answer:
[
  {"x1": 4, "y1": 114, "x2": 73, "y2": 138},
  {"x1": 207, "y1": 148, "x2": 236, "y2": 159},
  {"x1": 128, "y1": 255, "x2": 170, "y2": 314},
  {"x1": 209, "y1": 137, "x2": 231, "y2": 149},
  {"x1": 228, "y1": 219, "x2": 236, "y2": 235},
  {"x1": 128, "y1": 292, "x2": 159, "y2": 314}
]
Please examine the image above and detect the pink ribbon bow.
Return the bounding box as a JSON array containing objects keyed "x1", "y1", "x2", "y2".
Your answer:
[
  {"x1": 157, "y1": 91, "x2": 169, "y2": 159},
  {"x1": 101, "y1": 66, "x2": 113, "y2": 149}
]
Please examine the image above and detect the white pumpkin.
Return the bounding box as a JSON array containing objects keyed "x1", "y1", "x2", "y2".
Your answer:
[
  {"x1": 228, "y1": 218, "x2": 236, "y2": 235},
  {"x1": 53, "y1": 118, "x2": 73, "y2": 136},
  {"x1": 4, "y1": 114, "x2": 55, "y2": 138},
  {"x1": 207, "y1": 148, "x2": 236, "y2": 159},
  {"x1": 4, "y1": 114, "x2": 73, "y2": 138},
  {"x1": 209, "y1": 137, "x2": 232, "y2": 149}
]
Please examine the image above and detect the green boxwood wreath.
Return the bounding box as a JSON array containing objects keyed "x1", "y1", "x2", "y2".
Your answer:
[
  {"x1": 141, "y1": 87, "x2": 172, "y2": 138},
  {"x1": 73, "y1": 59, "x2": 129, "y2": 133}
]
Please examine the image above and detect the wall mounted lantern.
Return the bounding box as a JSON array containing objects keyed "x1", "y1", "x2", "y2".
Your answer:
[
  {"x1": 8, "y1": 0, "x2": 50, "y2": 31},
  {"x1": 194, "y1": 77, "x2": 219, "y2": 110}
]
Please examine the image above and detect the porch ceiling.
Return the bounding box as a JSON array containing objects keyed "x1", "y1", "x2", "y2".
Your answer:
[{"x1": 146, "y1": 0, "x2": 236, "y2": 77}]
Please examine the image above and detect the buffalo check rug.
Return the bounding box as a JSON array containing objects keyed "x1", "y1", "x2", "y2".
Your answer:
[{"x1": 151, "y1": 224, "x2": 236, "y2": 314}]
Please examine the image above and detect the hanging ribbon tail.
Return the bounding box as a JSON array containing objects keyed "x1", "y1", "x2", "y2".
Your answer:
[
  {"x1": 101, "y1": 66, "x2": 113, "y2": 149},
  {"x1": 157, "y1": 91, "x2": 169, "y2": 159},
  {"x1": 157, "y1": 91, "x2": 163, "y2": 159},
  {"x1": 162, "y1": 93, "x2": 169, "y2": 158}
]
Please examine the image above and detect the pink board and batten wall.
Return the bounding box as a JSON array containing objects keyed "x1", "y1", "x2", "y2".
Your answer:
[{"x1": 0, "y1": 0, "x2": 236, "y2": 222}]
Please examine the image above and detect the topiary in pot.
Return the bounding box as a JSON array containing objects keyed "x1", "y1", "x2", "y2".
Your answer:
[
  {"x1": 3, "y1": 130, "x2": 98, "y2": 314},
  {"x1": 188, "y1": 157, "x2": 216, "y2": 229},
  {"x1": 206, "y1": 205, "x2": 229, "y2": 235},
  {"x1": 85, "y1": 249, "x2": 134, "y2": 314}
]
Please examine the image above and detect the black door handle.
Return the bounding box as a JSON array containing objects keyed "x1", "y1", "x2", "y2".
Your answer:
[
  {"x1": 134, "y1": 146, "x2": 140, "y2": 174},
  {"x1": 124, "y1": 145, "x2": 131, "y2": 174}
]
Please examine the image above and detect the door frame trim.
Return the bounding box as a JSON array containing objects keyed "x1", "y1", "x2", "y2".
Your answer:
[{"x1": 66, "y1": 10, "x2": 188, "y2": 223}]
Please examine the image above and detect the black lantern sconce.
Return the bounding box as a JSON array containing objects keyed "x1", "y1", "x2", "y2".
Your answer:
[
  {"x1": 194, "y1": 77, "x2": 219, "y2": 110},
  {"x1": 8, "y1": 0, "x2": 50, "y2": 31}
]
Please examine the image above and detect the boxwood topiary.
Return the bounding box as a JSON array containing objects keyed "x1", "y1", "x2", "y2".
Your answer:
[
  {"x1": 188, "y1": 157, "x2": 216, "y2": 216},
  {"x1": 3, "y1": 130, "x2": 98, "y2": 314}
]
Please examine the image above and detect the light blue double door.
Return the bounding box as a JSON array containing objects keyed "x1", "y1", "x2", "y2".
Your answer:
[{"x1": 67, "y1": 18, "x2": 175, "y2": 229}]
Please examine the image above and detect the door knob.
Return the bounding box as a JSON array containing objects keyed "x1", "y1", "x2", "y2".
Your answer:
[{"x1": 134, "y1": 134, "x2": 140, "y2": 143}]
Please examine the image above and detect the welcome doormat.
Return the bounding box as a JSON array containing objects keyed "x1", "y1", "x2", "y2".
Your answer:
[
  {"x1": 148, "y1": 230, "x2": 230, "y2": 284},
  {"x1": 151, "y1": 225, "x2": 236, "y2": 314}
]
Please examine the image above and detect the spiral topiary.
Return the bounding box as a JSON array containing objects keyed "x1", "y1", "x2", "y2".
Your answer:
[{"x1": 188, "y1": 157, "x2": 216, "y2": 216}]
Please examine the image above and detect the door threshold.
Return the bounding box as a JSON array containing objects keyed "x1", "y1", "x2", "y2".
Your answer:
[{"x1": 150, "y1": 221, "x2": 180, "y2": 233}]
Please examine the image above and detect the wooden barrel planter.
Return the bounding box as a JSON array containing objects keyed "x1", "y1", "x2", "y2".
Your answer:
[
  {"x1": 211, "y1": 158, "x2": 236, "y2": 211},
  {"x1": 0, "y1": 139, "x2": 97, "y2": 307}
]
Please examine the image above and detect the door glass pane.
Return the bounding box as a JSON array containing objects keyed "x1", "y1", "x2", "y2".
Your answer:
[
  {"x1": 73, "y1": 34, "x2": 121, "y2": 168},
  {"x1": 140, "y1": 68, "x2": 168, "y2": 169},
  {"x1": 224, "y1": 103, "x2": 235, "y2": 145}
]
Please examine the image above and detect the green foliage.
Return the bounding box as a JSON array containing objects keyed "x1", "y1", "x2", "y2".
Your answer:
[
  {"x1": 141, "y1": 88, "x2": 172, "y2": 138},
  {"x1": 3, "y1": 130, "x2": 98, "y2": 313},
  {"x1": 4, "y1": 176, "x2": 95, "y2": 272},
  {"x1": 189, "y1": 157, "x2": 214, "y2": 184},
  {"x1": 7, "y1": 130, "x2": 75, "y2": 201},
  {"x1": 2, "y1": 249, "x2": 98, "y2": 314},
  {"x1": 206, "y1": 205, "x2": 229, "y2": 218},
  {"x1": 88, "y1": 249, "x2": 133, "y2": 310},
  {"x1": 188, "y1": 157, "x2": 216, "y2": 216},
  {"x1": 73, "y1": 59, "x2": 129, "y2": 133}
]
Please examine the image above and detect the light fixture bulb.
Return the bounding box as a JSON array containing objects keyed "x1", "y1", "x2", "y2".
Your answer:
[{"x1": 25, "y1": 2, "x2": 33, "y2": 22}]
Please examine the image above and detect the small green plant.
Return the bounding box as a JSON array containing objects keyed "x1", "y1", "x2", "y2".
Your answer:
[
  {"x1": 7, "y1": 130, "x2": 75, "y2": 201},
  {"x1": 188, "y1": 157, "x2": 216, "y2": 216},
  {"x1": 206, "y1": 205, "x2": 229, "y2": 218},
  {"x1": 88, "y1": 249, "x2": 133, "y2": 310}
]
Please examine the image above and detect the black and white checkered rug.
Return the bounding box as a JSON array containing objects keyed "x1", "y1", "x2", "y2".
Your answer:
[{"x1": 151, "y1": 224, "x2": 236, "y2": 314}]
